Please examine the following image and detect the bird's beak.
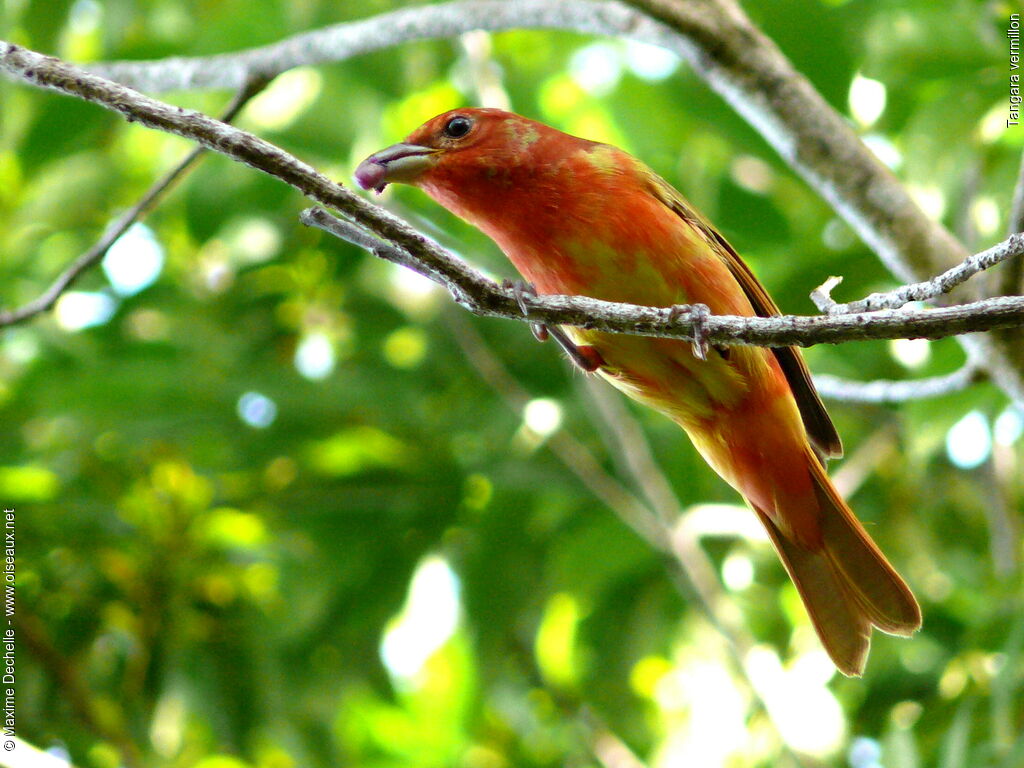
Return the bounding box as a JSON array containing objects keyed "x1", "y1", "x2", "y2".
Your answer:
[{"x1": 354, "y1": 143, "x2": 440, "y2": 193}]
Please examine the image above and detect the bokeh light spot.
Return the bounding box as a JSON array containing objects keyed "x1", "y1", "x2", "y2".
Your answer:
[
  {"x1": 102, "y1": 222, "x2": 164, "y2": 296},
  {"x1": 294, "y1": 333, "x2": 336, "y2": 380},
  {"x1": 722, "y1": 551, "x2": 754, "y2": 591},
  {"x1": 889, "y1": 337, "x2": 930, "y2": 369},
  {"x1": 380, "y1": 556, "x2": 461, "y2": 681},
  {"x1": 569, "y1": 43, "x2": 622, "y2": 96},
  {"x1": 849, "y1": 73, "x2": 887, "y2": 127},
  {"x1": 945, "y1": 410, "x2": 991, "y2": 469},
  {"x1": 523, "y1": 398, "x2": 563, "y2": 437},
  {"x1": 237, "y1": 391, "x2": 277, "y2": 429},
  {"x1": 55, "y1": 291, "x2": 116, "y2": 331},
  {"x1": 624, "y1": 41, "x2": 680, "y2": 81},
  {"x1": 246, "y1": 68, "x2": 322, "y2": 131},
  {"x1": 383, "y1": 326, "x2": 428, "y2": 369}
]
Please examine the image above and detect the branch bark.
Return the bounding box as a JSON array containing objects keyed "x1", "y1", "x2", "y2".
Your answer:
[
  {"x1": 2, "y1": 41, "x2": 1024, "y2": 352},
  {"x1": 77, "y1": 0, "x2": 967, "y2": 279},
  {"x1": 0, "y1": 41, "x2": 487, "y2": 322},
  {"x1": 616, "y1": 0, "x2": 1024, "y2": 403},
  {"x1": 814, "y1": 234, "x2": 1024, "y2": 315},
  {"x1": 302, "y1": 205, "x2": 1024, "y2": 347}
]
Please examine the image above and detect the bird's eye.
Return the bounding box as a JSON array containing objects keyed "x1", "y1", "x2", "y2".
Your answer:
[{"x1": 443, "y1": 116, "x2": 473, "y2": 139}]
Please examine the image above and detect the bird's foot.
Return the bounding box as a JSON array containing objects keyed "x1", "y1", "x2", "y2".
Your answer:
[
  {"x1": 670, "y1": 303, "x2": 711, "y2": 362},
  {"x1": 505, "y1": 279, "x2": 605, "y2": 373},
  {"x1": 507, "y1": 279, "x2": 549, "y2": 342}
]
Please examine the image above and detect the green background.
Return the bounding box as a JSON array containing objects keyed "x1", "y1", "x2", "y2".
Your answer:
[{"x1": 2, "y1": 0, "x2": 1022, "y2": 766}]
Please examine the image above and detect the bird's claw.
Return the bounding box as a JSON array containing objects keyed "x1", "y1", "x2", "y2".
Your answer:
[
  {"x1": 670, "y1": 303, "x2": 711, "y2": 362},
  {"x1": 504, "y1": 279, "x2": 605, "y2": 372},
  {"x1": 504, "y1": 279, "x2": 548, "y2": 341}
]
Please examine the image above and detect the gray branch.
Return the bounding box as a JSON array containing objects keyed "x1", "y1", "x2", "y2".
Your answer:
[
  {"x1": 83, "y1": 1, "x2": 681, "y2": 93},
  {"x1": 3, "y1": 41, "x2": 1024, "y2": 351},
  {"x1": 813, "y1": 234, "x2": 1024, "y2": 315},
  {"x1": 302, "y1": 206, "x2": 1024, "y2": 347},
  {"x1": 0, "y1": 41, "x2": 491, "y2": 310},
  {"x1": 79, "y1": 0, "x2": 965, "y2": 279},
  {"x1": 812, "y1": 362, "x2": 982, "y2": 404},
  {"x1": 615, "y1": 0, "x2": 1024, "y2": 404}
]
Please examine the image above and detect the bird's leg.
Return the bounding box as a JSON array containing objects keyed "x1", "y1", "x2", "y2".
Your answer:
[
  {"x1": 505, "y1": 279, "x2": 605, "y2": 373},
  {"x1": 549, "y1": 326, "x2": 606, "y2": 372}
]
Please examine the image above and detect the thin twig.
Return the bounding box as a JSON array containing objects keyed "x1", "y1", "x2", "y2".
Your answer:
[
  {"x1": 580, "y1": 376, "x2": 751, "y2": 646},
  {"x1": 614, "y1": 0, "x2": 1024, "y2": 403},
  {"x1": 0, "y1": 74, "x2": 271, "y2": 327},
  {"x1": 991, "y1": 436, "x2": 1022, "y2": 579},
  {"x1": 980, "y1": 461, "x2": 1020, "y2": 579},
  {"x1": 812, "y1": 361, "x2": 983, "y2": 403},
  {"x1": 446, "y1": 311, "x2": 669, "y2": 547},
  {"x1": 582, "y1": 378, "x2": 679, "y2": 523},
  {"x1": 83, "y1": 0, "x2": 662, "y2": 92},
  {"x1": 0, "y1": 41, "x2": 497, "y2": 310},
  {"x1": 812, "y1": 233, "x2": 1024, "y2": 315}
]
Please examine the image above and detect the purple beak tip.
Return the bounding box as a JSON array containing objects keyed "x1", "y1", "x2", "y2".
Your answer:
[{"x1": 354, "y1": 159, "x2": 387, "y2": 193}]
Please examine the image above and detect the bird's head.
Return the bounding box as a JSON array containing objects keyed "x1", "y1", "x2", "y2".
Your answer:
[{"x1": 354, "y1": 108, "x2": 554, "y2": 194}]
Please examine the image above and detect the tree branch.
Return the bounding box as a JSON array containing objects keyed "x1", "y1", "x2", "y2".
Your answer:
[
  {"x1": 303, "y1": 206, "x2": 1024, "y2": 346},
  {"x1": 73, "y1": 0, "x2": 1006, "y2": 294},
  {"x1": 2, "y1": 41, "x2": 1024, "y2": 352},
  {"x1": 81, "y1": 1, "x2": 678, "y2": 93},
  {"x1": 621, "y1": 0, "x2": 966, "y2": 282},
  {"x1": 812, "y1": 362, "x2": 983, "y2": 404},
  {"x1": 0, "y1": 41, "x2": 491, "y2": 314},
  {"x1": 812, "y1": 234, "x2": 1024, "y2": 315},
  {"x1": 0, "y1": 74, "x2": 270, "y2": 328}
]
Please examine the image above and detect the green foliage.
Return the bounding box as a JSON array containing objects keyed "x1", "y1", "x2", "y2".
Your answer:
[{"x1": 2, "y1": 1, "x2": 1023, "y2": 766}]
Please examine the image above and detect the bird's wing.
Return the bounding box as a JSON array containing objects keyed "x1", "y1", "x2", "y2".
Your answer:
[{"x1": 647, "y1": 174, "x2": 843, "y2": 459}]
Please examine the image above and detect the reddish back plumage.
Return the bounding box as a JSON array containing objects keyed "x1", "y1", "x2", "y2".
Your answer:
[{"x1": 357, "y1": 108, "x2": 921, "y2": 675}]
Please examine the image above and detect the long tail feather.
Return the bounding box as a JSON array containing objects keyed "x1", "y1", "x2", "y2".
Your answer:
[
  {"x1": 754, "y1": 507, "x2": 871, "y2": 676},
  {"x1": 807, "y1": 448, "x2": 921, "y2": 636},
  {"x1": 754, "y1": 450, "x2": 921, "y2": 677}
]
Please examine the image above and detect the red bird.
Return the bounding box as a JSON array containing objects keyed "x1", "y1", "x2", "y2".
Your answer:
[{"x1": 355, "y1": 108, "x2": 920, "y2": 676}]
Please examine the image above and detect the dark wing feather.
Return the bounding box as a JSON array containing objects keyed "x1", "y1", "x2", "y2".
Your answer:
[{"x1": 647, "y1": 174, "x2": 843, "y2": 459}]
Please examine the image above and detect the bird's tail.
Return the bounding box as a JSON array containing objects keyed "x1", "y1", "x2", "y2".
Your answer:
[{"x1": 753, "y1": 448, "x2": 921, "y2": 677}]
